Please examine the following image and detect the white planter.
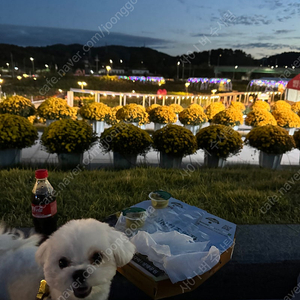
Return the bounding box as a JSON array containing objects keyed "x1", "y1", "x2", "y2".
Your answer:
[
  {"x1": 46, "y1": 119, "x2": 57, "y2": 126},
  {"x1": 201, "y1": 122, "x2": 210, "y2": 128},
  {"x1": 90, "y1": 120, "x2": 105, "y2": 135},
  {"x1": 0, "y1": 149, "x2": 21, "y2": 167},
  {"x1": 204, "y1": 153, "x2": 226, "y2": 168},
  {"x1": 159, "y1": 152, "x2": 182, "y2": 169},
  {"x1": 184, "y1": 124, "x2": 200, "y2": 135},
  {"x1": 154, "y1": 123, "x2": 166, "y2": 131},
  {"x1": 58, "y1": 153, "x2": 83, "y2": 167},
  {"x1": 113, "y1": 152, "x2": 137, "y2": 169},
  {"x1": 233, "y1": 125, "x2": 239, "y2": 130},
  {"x1": 259, "y1": 151, "x2": 283, "y2": 170},
  {"x1": 285, "y1": 128, "x2": 296, "y2": 135}
]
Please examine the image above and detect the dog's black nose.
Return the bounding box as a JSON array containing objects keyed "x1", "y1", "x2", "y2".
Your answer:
[{"x1": 72, "y1": 269, "x2": 86, "y2": 284}]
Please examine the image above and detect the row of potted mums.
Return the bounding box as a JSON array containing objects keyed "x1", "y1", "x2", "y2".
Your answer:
[
  {"x1": 2, "y1": 95, "x2": 300, "y2": 135},
  {"x1": 0, "y1": 112, "x2": 299, "y2": 170}
]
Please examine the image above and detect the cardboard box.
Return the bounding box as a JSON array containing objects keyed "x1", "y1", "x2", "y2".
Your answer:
[{"x1": 117, "y1": 198, "x2": 236, "y2": 299}]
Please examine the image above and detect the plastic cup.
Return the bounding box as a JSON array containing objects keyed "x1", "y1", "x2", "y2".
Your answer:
[
  {"x1": 149, "y1": 191, "x2": 171, "y2": 209},
  {"x1": 123, "y1": 207, "x2": 146, "y2": 229}
]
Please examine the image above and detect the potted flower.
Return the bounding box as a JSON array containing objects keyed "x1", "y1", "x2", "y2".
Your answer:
[
  {"x1": 146, "y1": 104, "x2": 161, "y2": 113},
  {"x1": 0, "y1": 95, "x2": 36, "y2": 117},
  {"x1": 244, "y1": 109, "x2": 277, "y2": 127},
  {"x1": 251, "y1": 100, "x2": 270, "y2": 111},
  {"x1": 245, "y1": 125, "x2": 295, "y2": 169},
  {"x1": 271, "y1": 100, "x2": 291, "y2": 111},
  {"x1": 205, "y1": 102, "x2": 225, "y2": 122},
  {"x1": 152, "y1": 124, "x2": 197, "y2": 168},
  {"x1": 291, "y1": 102, "x2": 300, "y2": 114},
  {"x1": 149, "y1": 106, "x2": 177, "y2": 130},
  {"x1": 99, "y1": 123, "x2": 152, "y2": 168},
  {"x1": 179, "y1": 106, "x2": 208, "y2": 135},
  {"x1": 293, "y1": 130, "x2": 300, "y2": 151},
  {"x1": 37, "y1": 97, "x2": 76, "y2": 125},
  {"x1": 0, "y1": 114, "x2": 38, "y2": 167},
  {"x1": 106, "y1": 106, "x2": 122, "y2": 126},
  {"x1": 211, "y1": 107, "x2": 244, "y2": 129},
  {"x1": 230, "y1": 101, "x2": 246, "y2": 113},
  {"x1": 41, "y1": 119, "x2": 97, "y2": 167},
  {"x1": 116, "y1": 104, "x2": 149, "y2": 126},
  {"x1": 169, "y1": 103, "x2": 183, "y2": 122},
  {"x1": 196, "y1": 125, "x2": 243, "y2": 168},
  {"x1": 271, "y1": 109, "x2": 300, "y2": 135},
  {"x1": 79, "y1": 102, "x2": 111, "y2": 134}
]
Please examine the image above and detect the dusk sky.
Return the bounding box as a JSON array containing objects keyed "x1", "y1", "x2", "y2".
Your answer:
[{"x1": 0, "y1": 0, "x2": 299, "y2": 58}]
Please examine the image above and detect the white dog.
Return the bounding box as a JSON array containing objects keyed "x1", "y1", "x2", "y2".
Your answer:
[{"x1": 0, "y1": 219, "x2": 136, "y2": 300}]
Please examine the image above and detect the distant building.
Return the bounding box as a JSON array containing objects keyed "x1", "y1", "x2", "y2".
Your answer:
[{"x1": 131, "y1": 69, "x2": 150, "y2": 75}]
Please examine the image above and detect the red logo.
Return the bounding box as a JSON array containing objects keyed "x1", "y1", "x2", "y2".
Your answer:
[{"x1": 31, "y1": 201, "x2": 57, "y2": 218}]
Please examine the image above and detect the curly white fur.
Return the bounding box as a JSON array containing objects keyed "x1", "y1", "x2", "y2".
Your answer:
[{"x1": 0, "y1": 219, "x2": 135, "y2": 300}]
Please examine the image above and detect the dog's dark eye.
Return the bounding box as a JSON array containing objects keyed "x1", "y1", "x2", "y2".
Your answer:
[
  {"x1": 59, "y1": 257, "x2": 70, "y2": 269},
  {"x1": 90, "y1": 252, "x2": 103, "y2": 265}
]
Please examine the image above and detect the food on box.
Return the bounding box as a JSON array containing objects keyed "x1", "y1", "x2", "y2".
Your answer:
[
  {"x1": 123, "y1": 207, "x2": 146, "y2": 229},
  {"x1": 149, "y1": 190, "x2": 171, "y2": 209}
]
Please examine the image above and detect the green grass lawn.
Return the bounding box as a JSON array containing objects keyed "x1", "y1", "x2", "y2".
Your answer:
[{"x1": 1, "y1": 166, "x2": 299, "y2": 227}]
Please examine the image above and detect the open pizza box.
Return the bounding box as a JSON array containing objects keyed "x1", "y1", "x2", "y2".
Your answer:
[{"x1": 116, "y1": 198, "x2": 236, "y2": 299}]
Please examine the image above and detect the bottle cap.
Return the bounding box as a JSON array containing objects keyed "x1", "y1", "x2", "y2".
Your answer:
[{"x1": 35, "y1": 169, "x2": 48, "y2": 179}]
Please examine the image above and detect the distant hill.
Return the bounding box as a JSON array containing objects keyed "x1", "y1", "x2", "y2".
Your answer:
[{"x1": 0, "y1": 43, "x2": 299, "y2": 78}]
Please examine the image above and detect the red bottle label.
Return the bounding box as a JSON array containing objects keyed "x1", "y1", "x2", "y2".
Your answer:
[{"x1": 31, "y1": 201, "x2": 57, "y2": 218}]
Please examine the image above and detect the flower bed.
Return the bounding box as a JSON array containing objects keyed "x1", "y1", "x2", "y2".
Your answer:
[
  {"x1": 196, "y1": 125, "x2": 243, "y2": 158},
  {"x1": 245, "y1": 125, "x2": 295, "y2": 154},
  {"x1": 211, "y1": 107, "x2": 243, "y2": 127},
  {"x1": 41, "y1": 119, "x2": 97, "y2": 153},
  {"x1": 149, "y1": 106, "x2": 177, "y2": 124},
  {"x1": 0, "y1": 114, "x2": 38, "y2": 149},
  {"x1": 0, "y1": 95, "x2": 36, "y2": 117},
  {"x1": 99, "y1": 123, "x2": 152, "y2": 155},
  {"x1": 205, "y1": 102, "x2": 225, "y2": 121},
  {"x1": 245, "y1": 109, "x2": 277, "y2": 127},
  {"x1": 116, "y1": 104, "x2": 149, "y2": 125},
  {"x1": 37, "y1": 97, "x2": 76, "y2": 120},
  {"x1": 179, "y1": 106, "x2": 207, "y2": 125},
  {"x1": 79, "y1": 102, "x2": 111, "y2": 121},
  {"x1": 152, "y1": 124, "x2": 197, "y2": 157}
]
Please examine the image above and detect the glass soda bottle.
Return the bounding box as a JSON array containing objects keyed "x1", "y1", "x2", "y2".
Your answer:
[{"x1": 31, "y1": 169, "x2": 57, "y2": 236}]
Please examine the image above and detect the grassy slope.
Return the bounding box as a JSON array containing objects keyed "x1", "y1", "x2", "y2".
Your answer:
[{"x1": 0, "y1": 166, "x2": 299, "y2": 227}]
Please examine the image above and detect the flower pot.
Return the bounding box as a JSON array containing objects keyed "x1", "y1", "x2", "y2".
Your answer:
[
  {"x1": 113, "y1": 152, "x2": 137, "y2": 169},
  {"x1": 201, "y1": 122, "x2": 210, "y2": 128},
  {"x1": 130, "y1": 122, "x2": 139, "y2": 127},
  {"x1": 233, "y1": 125, "x2": 239, "y2": 130},
  {"x1": 154, "y1": 123, "x2": 166, "y2": 131},
  {"x1": 90, "y1": 120, "x2": 105, "y2": 135},
  {"x1": 285, "y1": 127, "x2": 296, "y2": 135},
  {"x1": 57, "y1": 153, "x2": 83, "y2": 167},
  {"x1": 159, "y1": 152, "x2": 182, "y2": 168},
  {"x1": 184, "y1": 124, "x2": 200, "y2": 135},
  {"x1": 204, "y1": 153, "x2": 226, "y2": 168},
  {"x1": 46, "y1": 119, "x2": 57, "y2": 126},
  {"x1": 0, "y1": 149, "x2": 21, "y2": 167},
  {"x1": 139, "y1": 124, "x2": 146, "y2": 130},
  {"x1": 259, "y1": 151, "x2": 283, "y2": 170}
]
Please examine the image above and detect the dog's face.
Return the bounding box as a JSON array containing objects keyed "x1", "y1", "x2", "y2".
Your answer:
[{"x1": 35, "y1": 219, "x2": 135, "y2": 300}]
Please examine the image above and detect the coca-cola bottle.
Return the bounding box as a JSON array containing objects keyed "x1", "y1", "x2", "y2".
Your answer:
[{"x1": 31, "y1": 169, "x2": 57, "y2": 236}]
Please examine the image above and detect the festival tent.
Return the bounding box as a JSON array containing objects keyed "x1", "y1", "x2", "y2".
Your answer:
[{"x1": 285, "y1": 74, "x2": 300, "y2": 102}]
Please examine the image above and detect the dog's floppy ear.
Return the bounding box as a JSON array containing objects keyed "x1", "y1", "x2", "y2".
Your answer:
[
  {"x1": 35, "y1": 239, "x2": 49, "y2": 267},
  {"x1": 109, "y1": 229, "x2": 136, "y2": 267}
]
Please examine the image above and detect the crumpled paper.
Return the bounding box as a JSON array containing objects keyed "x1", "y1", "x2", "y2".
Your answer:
[{"x1": 130, "y1": 230, "x2": 220, "y2": 283}]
